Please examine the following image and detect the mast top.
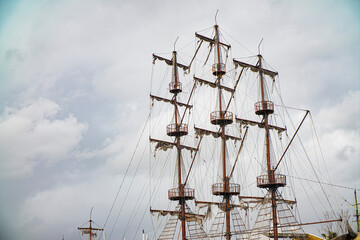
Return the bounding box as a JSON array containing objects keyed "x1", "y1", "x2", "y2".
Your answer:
[
  {"x1": 173, "y1": 36, "x2": 179, "y2": 52},
  {"x1": 258, "y1": 38, "x2": 264, "y2": 55},
  {"x1": 214, "y1": 9, "x2": 219, "y2": 25},
  {"x1": 90, "y1": 206, "x2": 93, "y2": 221}
]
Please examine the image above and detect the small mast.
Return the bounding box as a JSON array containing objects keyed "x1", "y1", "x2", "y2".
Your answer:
[{"x1": 78, "y1": 209, "x2": 104, "y2": 240}]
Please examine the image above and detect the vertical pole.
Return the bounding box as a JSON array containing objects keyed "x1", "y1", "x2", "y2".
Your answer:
[
  {"x1": 89, "y1": 220, "x2": 92, "y2": 240},
  {"x1": 215, "y1": 25, "x2": 222, "y2": 68},
  {"x1": 259, "y1": 55, "x2": 271, "y2": 174},
  {"x1": 258, "y1": 54, "x2": 278, "y2": 240},
  {"x1": 173, "y1": 51, "x2": 186, "y2": 240},
  {"x1": 355, "y1": 190, "x2": 359, "y2": 233},
  {"x1": 215, "y1": 24, "x2": 231, "y2": 240},
  {"x1": 271, "y1": 188, "x2": 279, "y2": 239}
]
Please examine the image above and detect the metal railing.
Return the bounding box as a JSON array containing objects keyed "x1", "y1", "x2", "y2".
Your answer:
[
  {"x1": 210, "y1": 111, "x2": 233, "y2": 124},
  {"x1": 166, "y1": 123, "x2": 188, "y2": 136},
  {"x1": 212, "y1": 63, "x2": 226, "y2": 75},
  {"x1": 169, "y1": 81, "x2": 182, "y2": 93},
  {"x1": 257, "y1": 173, "x2": 286, "y2": 187},
  {"x1": 168, "y1": 187, "x2": 194, "y2": 200},
  {"x1": 212, "y1": 183, "x2": 240, "y2": 195},
  {"x1": 254, "y1": 101, "x2": 274, "y2": 113}
]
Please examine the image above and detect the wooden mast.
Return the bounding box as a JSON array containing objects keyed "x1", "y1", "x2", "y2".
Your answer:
[
  {"x1": 172, "y1": 50, "x2": 187, "y2": 240},
  {"x1": 77, "y1": 211, "x2": 104, "y2": 240},
  {"x1": 258, "y1": 54, "x2": 279, "y2": 240},
  {"x1": 214, "y1": 23, "x2": 231, "y2": 240},
  {"x1": 150, "y1": 44, "x2": 196, "y2": 239}
]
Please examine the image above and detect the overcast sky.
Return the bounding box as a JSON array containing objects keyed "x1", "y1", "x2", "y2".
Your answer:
[{"x1": 0, "y1": 0, "x2": 359, "y2": 240}]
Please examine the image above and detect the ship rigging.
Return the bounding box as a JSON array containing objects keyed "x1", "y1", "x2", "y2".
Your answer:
[{"x1": 133, "y1": 18, "x2": 346, "y2": 240}]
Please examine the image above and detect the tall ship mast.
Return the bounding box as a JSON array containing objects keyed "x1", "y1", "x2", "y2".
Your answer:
[
  {"x1": 150, "y1": 41, "x2": 208, "y2": 240},
  {"x1": 148, "y1": 18, "x2": 342, "y2": 240}
]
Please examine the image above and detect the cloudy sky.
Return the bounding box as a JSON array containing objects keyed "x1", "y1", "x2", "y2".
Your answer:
[{"x1": 0, "y1": 0, "x2": 359, "y2": 239}]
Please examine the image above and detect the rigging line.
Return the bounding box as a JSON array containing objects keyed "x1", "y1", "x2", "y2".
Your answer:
[
  {"x1": 109, "y1": 138, "x2": 149, "y2": 240},
  {"x1": 153, "y1": 50, "x2": 177, "y2": 56},
  {"x1": 122, "y1": 155, "x2": 153, "y2": 239},
  {"x1": 309, "y1": 113, "x2": 331, "y2": 183},
  {"x1": 102, "y1": 113, "x2": 150, "y2": 233},
  {"x1": 290, "y1": 134, "x2": 336, "y2": 216},
  {"x1": 150, "y1": 59, "x2": 154, "y2": 94},
  {"x1": 145, "y1": 150, "x2": 173, "y2": 240},
  {"x1": 161, "y1": 66, "x2": 171, "y2": 95},
  {"x1": 262, "y1": 58, "x2": 278, "y2": 72},
  {"x1": 287, "y1": 175, "x2": 360, "y2": 191},
  {"x1": 178, "y1": 39, "x2": 196, "y2": 52},
  {"x1": 188, "y1": 39, "x2": 203, "y2": 70},
  {"x1": 220, "y1": 27, "x2": 255, "y2": 56},
  {"x1": 176, "y1": 51, "x2": 193, "y2": 67},
  {"x1": 297, "y1": 129, "x2": 337, "y2": 215},
  {"x1": 282, "y1": 142, "x2": 297, "y2": 206},
  {"x1": 196, "y1": 25, "x2": 214, "y2": 34},
  {"x1": 149, "y1": 61, "x2": 155, "y2": 239},
  {"x1": 274, "y1": 110, "x2": 309, "y2": 171},
  {"x1": 276, "y1": 88, "x2": 337, "y2": 215},
  {"x1": 307, "y1": 120, "x2": 343, "y2": 209},
  {"x1": 132, "y1": 152, "x2": 173, "y2": 240},
  {"x1": 291, "y1": 153, "x2": 322, "y2": 220},
  {"x1": 275, "y1": 104, "x2": 308, "y2": 112},
  {"x1": 241, "y1": 182, "x2": 256, "y2": 190},
  {"x1": 184, "y1": 137, "x2": 203, "y2": 185},
  {"x1": 229, "y1": 127, "x2": 248, "y2": 180},
  {"x1": 125, "y1": 142, "x2": 170, "y2": 238}
]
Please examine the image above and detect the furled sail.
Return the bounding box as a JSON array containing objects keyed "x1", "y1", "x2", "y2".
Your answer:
[
  {"x1": 236, "y1": 117, "x2": 286, "y2": 134},
  {"x1": 150, "y1": 138, "x2": 197, "y2": 156},
  {"x1": 233, "y1": 59, "x2": 278, "y2": 81},
  {"x1": 194, "y1": 76, "x2": 235, "y2": 93},
  {"x1": 195, "y1": 33, "x2": 231, "y2": 49},
  {"x1": 153, "y1": 54, "x2": 189, "y2": 71},
  {"x1": 194, "y1": 127, "x2": 241, "y2": 142},
  {"x1": 150, "y1": 94, "x2": 192, "y2": 108}
]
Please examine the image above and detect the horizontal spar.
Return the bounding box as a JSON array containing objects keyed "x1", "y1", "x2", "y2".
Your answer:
[
  {"x1": 152, "y1": 54, "x2": 189, "y2": 71},
  {"x1": 195, "y1": 200, "x2": 245, "y2": 209},
  {"x1": 236, "y1": 117, "x2": 286, "y2": 133},
  {"x1": 150, "y1": 138, "x2": 197, "y2": 152},
  {"x1": 150, "y1": 94, "x2": 193, "y2": 108},
  {"x1": 195, "y1": 33, "x2": 231, "y2": 49},
  {"x1": 238, "y1": 195, "x2": 296, "y2": 205},
  {"x1": 194, "y1": 76, "x2": 234, "y2": 93},
  {"x1": 233, "y1": 59, "x2": 278, "y2": 80},
  {"x1": 194, "y1": 126, "x2": 241, "y2": 141},
  {"x1": 150, "y1": 208, "x2": 205, "y2": 222}
]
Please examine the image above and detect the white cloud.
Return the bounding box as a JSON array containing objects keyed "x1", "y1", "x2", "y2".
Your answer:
[
  {"x1": 313, "y1": 90, "x2": 360, "y2": 184},
  {"x1": 0, "y1": 98, "x2": 88, "y2": 178},
  {"x1": 315, "y1": 90, "x2": 360, "y2": 131},
  {"x1": 18, "y1": 179, "x2": 108, "y2": 240},
  {"x1": 17, "y1": 172, "x2": 150, "y2": 240}
]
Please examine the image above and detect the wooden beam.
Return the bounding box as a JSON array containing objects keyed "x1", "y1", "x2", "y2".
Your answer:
[
  {"x1": 195, "y1": 33, "x2": 231, "y2": 49},
  {"x1": 150, "y1": 138, "x2": 197, "y2": 152},
  {"x1": 153, "y1": 54, "x2": 189, "y2": 71},
  {"x1": 236, "y1": 117, "x2": 286, "y2": 133},
  {"x1": 150, "y1": 94, "x2": 192, "y2": 108},
  {"x1": 194, "y1": 76, "x2": 234, "y2": 93}
]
